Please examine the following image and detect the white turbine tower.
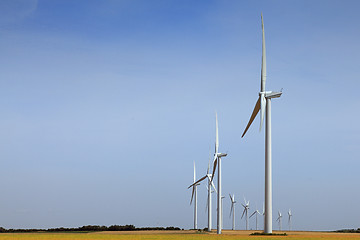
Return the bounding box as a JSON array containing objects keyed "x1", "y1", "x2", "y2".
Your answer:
[
  {"x1": 241, "y1": 13, "x2": 282, "y2": 234},
  {"x1": 221, "y1": 196, "x2": 225, "y2": 230},
  {"x1": 241, "y1": 198, "x2": 250, "y2": 230},
  {"x1": 210, "y1": 112, "x2": 227, "y2": 234},
  {"x1": 188, "y1": 157, "x2": 217, "y2": 232},
  {"x1": 276, "y1": 211, "x2": 282, "y2": 231},
  {"x1": 229, "y1": 194, "x2": 236, "y2": 230},
  {"x1": 188, "y1": 162, "x2": 199, "y2": 229},
  {"x1": 288, "y1": 209, "x2": 292, "y2": 231},
  {"x1": 250, "y1": 207, "x2": 261, "y2": 230}
]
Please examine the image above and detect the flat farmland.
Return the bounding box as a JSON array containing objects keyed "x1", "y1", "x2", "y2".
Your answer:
[{"x1": 0, "y1": 230, "x2": 360, "y2": 240}]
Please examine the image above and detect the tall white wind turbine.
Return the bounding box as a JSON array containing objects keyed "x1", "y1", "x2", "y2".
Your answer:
[
  {"x1": 288, "y1": 209, "x2": 292, "y2": 231},
  {"x1": 210, "y1": 112, "x2": 227, "y2": 234},
  {"x1": 276, "y1": 211, "x2": 282, "y2": 231},
  {"x1": 250, "y1": 207, "x2": 261, "y2": 230},
  {"x1": 241, "y1": 13, "x2": 282, "y2": 234},
  {"x1": 241, "y1": 198, "x2": 250, "y2": 230},
  {"x1": 188, "y1": 162, "x2": 199, "y2": 229},
  {"x1": 229, "y1": 194, "x2": 236, "y2": 230},
  {"x1": 188, "y1": 156, "x2": 217, "y2": 232}
]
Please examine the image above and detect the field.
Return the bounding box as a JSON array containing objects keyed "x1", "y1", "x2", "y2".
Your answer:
[{"x1": 0, "y1": 230, "x2": 360, "y2": 240}]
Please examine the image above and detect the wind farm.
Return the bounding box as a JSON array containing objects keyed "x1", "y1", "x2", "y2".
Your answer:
[
  {"x1": 1, "y1": 1, "x2": 359, "y2": 239},
  {"x1": 186, "y1": 12, "x2": 284, "y2": 235}
]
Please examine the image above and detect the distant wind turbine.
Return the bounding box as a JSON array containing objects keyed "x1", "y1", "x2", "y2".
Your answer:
[
  {"x1": 241, "y1": 13, "x2": 283, "y2": 234},
  {"x1": 241, "y1": 198, "x2": 250, "y2": 230},
  {"x1": 205, "y1": 153, "x2": 217, "y2": 232},
  {"x1": 249, "y1": 207, "x2": 261, "y2": 230},
  {"x1": 188, "y1": 154, "x2": 217, "y2": 232},
  {"x1": 210, "y1": 112, "x2": 227, "y2": 234},
  {"x1": 188, "y1": 162, "x2": 199, "y2": 229},
  {"x1": 276, "y1": 211, "x2": 282, "y2": 231},
  {"x1": 288, "y1": 209, "x2": 292, "y2": 231},
  {"x1": 229, "y1": 194, "x2": 236, "y2": 230}
]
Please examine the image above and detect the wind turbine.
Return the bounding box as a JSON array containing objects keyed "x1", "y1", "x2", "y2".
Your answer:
[
  {"x1": 188, "y1": 161, "x2": 199, "y2": 229},
  {"x1": 276, "y1": 211, "x2": 282, "y2": 231},
  {"x1": 229, "y1": 194, "x2": 236, "y2": 230},
  {"x1": 241, "y1": 13, "x2": 282, "y2": 234},
  {"x1": 210, "y1": 112, "x2": 227, "y2": 234},
  {"x1": 288, "y1": 209, "x2": 292, "y2": 231},
  {"x1": 205, "y1": 150, "x2": 217, "y2": 232},
  {"x1": 250, "y1": 207, "x2": 261, "y2": 230},
  {"x1": 188, "y1": 155, "x2": 217, "y2": 232},
  {"x1": 241, "y1": 198, "x2": 250, "y2": 230}
]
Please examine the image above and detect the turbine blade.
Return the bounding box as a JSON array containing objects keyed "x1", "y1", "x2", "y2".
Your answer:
[
  {"x1": 229, "y1": 203, "x2": 234, "y2": 218},
  {"x1": 263, "y1": 202, "x2": 265, "y2": 214},
  {"x1": 261, "y1": 12, "x2": 266, "y2": 92},
  {"x1": 208, "y1": 175, "x2": 217, "y2": 193},
  {"x1": 241, "y1": 97, "x2": 261, "y2": 138},
  {"x1": 229, "y1": 193, "x2": 233, "y2": 202},
  {"x1": 210, "y1": 156, "x2": 217, "y2": 182},
  {"x1": 188, "y1": 175, "x2": 207, "y2": 189},
  {"x1": 215, "y1": 112, "x2": 219, "y2": 153},
  {"x1": 190, "y1": 187, "x2": 195, "y2": 205},
  {"x1": 207, "y1": 146, "x2": 211, "y2": 174},
  {"x1": 259, "y1": 94, "x2": 266, "y2": 131},
  {"x1": 206, "y1": 195, "x2": 209, "y2": 212},
  {"x1": 241, "y1": 208, "x2": 246, "y2": 219}
]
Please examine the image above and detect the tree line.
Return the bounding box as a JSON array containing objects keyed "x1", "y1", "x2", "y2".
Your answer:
[
  {"x1": 334, "y1": 228, "x2": 360, "y2": 233},
  {"x1": 0, "y1": 225, "x2": 182, "y2": 233}
]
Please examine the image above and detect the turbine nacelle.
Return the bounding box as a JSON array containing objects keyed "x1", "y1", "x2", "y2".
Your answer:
[
  {"x1": 217, "y1": 153, "x2": 227, "y2": 158},
  {"x1": 265, "y1": 91, "x2": 282, "y2": 99}
]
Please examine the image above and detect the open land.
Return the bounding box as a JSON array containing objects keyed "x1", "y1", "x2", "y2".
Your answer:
[{"x1": 0, "y1": 230, "x2": 360, "y2": 240}]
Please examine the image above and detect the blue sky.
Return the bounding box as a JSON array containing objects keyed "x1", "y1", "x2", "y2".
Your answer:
[{"x1": 0, "y1": 0, "x2": 359, "y2": 231}]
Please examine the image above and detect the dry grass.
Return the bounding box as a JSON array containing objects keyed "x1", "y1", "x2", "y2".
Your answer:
[{"x1": 0, "y1": 230, "x2": 359, "y2": 240}]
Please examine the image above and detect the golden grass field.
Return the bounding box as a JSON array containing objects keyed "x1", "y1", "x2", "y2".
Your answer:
[{"x1": 0, "y1": 230, "x2": 360, "y2": 240}]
